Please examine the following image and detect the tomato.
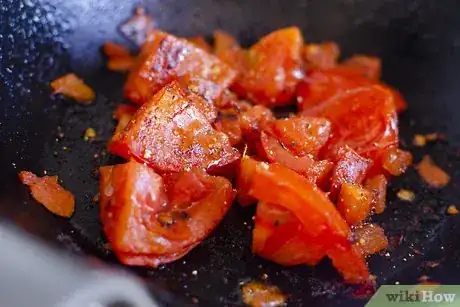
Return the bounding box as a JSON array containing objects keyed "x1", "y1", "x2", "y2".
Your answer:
[
  {"x1": 239, "y1": 105, "x2": 275, "y2": 141},
  {"x1": 258, "y1": 131, "x2": 333, "y2": 185},
  {"x1": 253, "y1": 202, "x2": 326, "y2": 266},
  {"x1": 103, "y1": 41, "x2": 131, "y2": 58},
  {"x1": 297, "y1": 67, "x2": 407, "y2": 113},
  {"x1": 124, "y1": 30, "x2": 236, "y2": 104},
  {"x1": 235, "y1": 155, "x2": 258, "y2": 206},
  {"x1": 337, "y1": 183, "x2": 372, "y2": 226},
  {"x1": 304, "y1": 85, "x2": 398, "y2": 163},
  {"x1": 272, "y1": 116, "x2": 332, "y2": 157},
  {"x1": 110, "y1": 81, "x2": 240, "y2": 174},
  {"x1": 232, "y1": 27, "x2": 304, "y2": 107},
  {"x1": 354, "y1": 224, "x2": 388, "y2": 256},
  {"x1": 364, "y1": 174, "x2": 388, "y2": 214},
  {"x1": 341, "y1": 55, "x2": 381, "y2": 80},
  {"x1": 213, "y1": 30, "x2": 247, "y2": 73},
  {"x1": 19, "y1": 171, "x2": 75, "y2": 218},
  {"x1": 213, "y1": 112, "x2": 243, "y2": 146},
  {"x1": 50, "y1": 73, "x2": 95, "y2": 104},
  {"x1": 329, "y1": 145, "x2": 372, "y2": 199},
  {"x1": 296, "y1": 68, "x2": 373, "y2": 111},
  {"x1": 303, "y1": 42, "x2": 340, "y2": 69},
  {"x1": 99, "y1": 161, "x2": 234, "y2": 267},
  {"x1": 246, "y1": 160, "x2": 369, "y2": 283},
  {"x1": 381, "y1": 147, "x2": 412, "y2": 176}
]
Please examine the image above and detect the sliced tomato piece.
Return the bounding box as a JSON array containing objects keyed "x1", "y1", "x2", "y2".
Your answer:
[
  {"x1": 272, "y1": 116, "x2": 332, "y2": 157},
  {"x1": 235, "y1": 155, "x2": 259, "y2": 206},
  {"x1": 213, "y1": 30, "x2": 246, "y2": 73},
  {"x1": 364, "y1": 174, "x2": 388, "y2": 214},
  {"x1": 213, "y1": 112, "x2": 243, "y2": 146},
  {"x1": 99, "y1": 161, "x2": 234, "y2": 267},
  {"x1": 296, "y1": 68, "x2": 374, "y2": 111},
  {"x1": 232, "y1": 27, "x2": 304, "y2": 107},
  {"x1": 303, "y1": 42, "x2": 340, "y2": 69},
  {"x1": 110, "y1": 81, "x2": 240, "y2": 174},
  {"x1": 239, "y1": 105, "x2": 275, "y2": 141},
  {"x1": 354, "y1": 224, "x2": 389, "y2": 256},
  {"x1": 305, "y1": 85, "x2": 398, "y2": 163},
  {"x1": 341, "y1": 55, "x2": 381, "y2": 80},
  {"x1": 258, "y1": 131, "x2": 333, "y2": 185},
  {"x1": 330, "y1": 145, "x2": 372, "y2": 199},
  {"x1": 247, "y1": 161, "x2": 369, "y2": 283},
  {"x1": 125, "y1": 30, "x2": 236, "y2": 104},
  {"x1": 337, "y1": 183, "x2": 372, "y2": 226},
  {"x1": 254, "y1": 202, "x2": 326, "y2": 266},
  {"x1": 19, "y1": 171, "x2": 75, "y2": 218},
  {"x1": 381, "y1": 147, "x2": 412, "y2": 176}
]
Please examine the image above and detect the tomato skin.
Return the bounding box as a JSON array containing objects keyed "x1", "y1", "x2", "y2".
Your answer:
[
  {"x1": 110, "y1": 81, "x2": 240, "y2": 174},
  {"x1": 239, "y1": 105, "x2": 275, "y2": 141},
  {"x1": 258, "y1": 131, "x2": 333, "y2": 185},
  {"x1": 338, "y1": 183, "x2": 372, "y2": 226},
  {"x1": 329, "y1": 145, "x2": 372, "y2": 199},
  {"x1": 297, "y1": 68, "x2": 374, "y2": 111},
  {"x1": 99, "y1": 160, "x2": 234, "y2": 267},
  {"x1": 247, "y1": 161, "x2": 369, "y2": 283},
  {"x1": 124, "y1": 30, "x2": 236, "y2": 104},
  {"x1": 236, "y1": 156, "x2": 259, "y2": 206},
  {"x1": 272, "y1": 116, "x2": 332, "y2": 157},
  {"x1": 232, "y1": 27, "x2": 304, "y2": 107},
  {"x1": 254, "y1": 202, "x2": 326, "y2": 266},
  {"x1": 213, "y1": 112, "x2": 243, "y2": 146},
  {"x1": 305, "y1": 85, "x2": 398, "y2": 165},
  {"x1": 364, "y1": 174, "x2": 388, "y2": 214},
  {"x1": 213, "y1": 30, "x2": 247, "y2": 74},
  {"x1": 303, "y1": 42, "x2": 340, "y2": 69}
]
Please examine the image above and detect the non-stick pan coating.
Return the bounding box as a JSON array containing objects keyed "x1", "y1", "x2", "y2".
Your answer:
[{"x1": 1, "y1": 0, "x2": 460, "y2": 306}]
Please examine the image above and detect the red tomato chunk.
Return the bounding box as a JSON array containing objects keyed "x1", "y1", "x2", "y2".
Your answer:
[
  {"x1": 99, "y1": 161, "x2": 234, "y2": 267},
  {"x1": 110, "y1": 81, "x2": 240, "y2": 174}
]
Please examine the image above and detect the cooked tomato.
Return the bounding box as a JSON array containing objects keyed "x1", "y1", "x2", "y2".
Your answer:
[
  {"x1": 232, "y1": 27, "x2": 304, "y2": 107},
  {"x1": 337, "y1": 183, "x2": 372, "y2": 226},
  {"x1": 253, "y1": 202, "x2": 326, "y2": 266},
  {"x1": 416, "y1": 155, "x2": 451, "y2": 188},
  {"x1": 113, "y1": 104, "x2": 138, "y2": 120},
  {"x1": 247, "y1": 160, "x2": 369, "y2": 283},
  {"x1": 19, "y1": 171, "x2": 75, "y2": 218},
  {"x1": 124, "y1": 30, "x2": 236, "y2": 104},
  {"x1": 303, "y1": 42, "x2": 340, "y2": 69},
  {"x1": 235, "y1": 155, "x2": 258, "y2": 206},
  {"x1": 354, "y1": 224, "x2": 389, "y2": 256},
  {"x1": 110, "y1": 81, "x2": 240, "y2": 174},
  {"x1": 341, "y1": 55, "x2": 381, "y2": 80},
  {"x1": 239, "y1": 105, "x2": 275, "y2": 141},
  {"x1": 99, "y1": 161, "x2": 234, "y2": 267},
  {"x1": 364, "y1": 174, "x2": 388, "y2": 214},
  {"x1": 103, "y1": 41, "x2": 131, "y2": 58},
  {"x1": 381, "y1": 147, "x2": 412, "y2": 176},
  {"x1": 50, "y1": 73, "x2": 95, "y2": 104},
  {"x1": 213, "y1": 112, "x2": 243, "y2": 146},
  {"x1": 258, "y1": 131, "x2": 333, "y2": 185},
  {"x1": 213, "y1": 30, "x2": 246, "y2": 73},
  {"x1": 304, "y1": 85, "x2": 398, "y2": 163},
  {"x1": 329, "y1": 145, "x2": 372, "y2": 199},
  {"x1": 296, "y1": 68, "x2": 373, "y2": 111},
  {"x1": 272, "y1": 116, "x2": 332, "y2": 157}
]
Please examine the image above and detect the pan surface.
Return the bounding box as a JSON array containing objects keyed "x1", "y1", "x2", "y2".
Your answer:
[{"x1": 1, "y1": 0, "x2": 460, "y2": 306}]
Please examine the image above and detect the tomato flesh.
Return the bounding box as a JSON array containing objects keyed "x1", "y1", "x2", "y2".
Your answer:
[
  {"x1": 110, "y1": 81, "x2": 240, "y2": 174},
  {"x1": 99, "y1": 160, "x2": 234, "y2": 267}
]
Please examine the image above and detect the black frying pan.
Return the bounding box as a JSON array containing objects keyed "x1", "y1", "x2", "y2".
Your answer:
[{"x1": 1, "y1": 0, "x2": 460, "y2": 306}]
